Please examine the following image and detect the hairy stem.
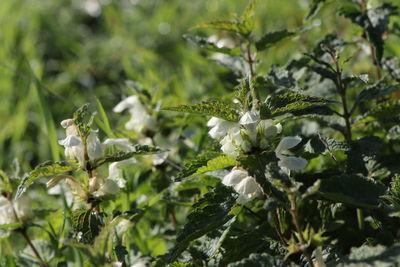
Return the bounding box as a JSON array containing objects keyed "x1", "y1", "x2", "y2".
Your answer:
[
  {"x1": 245, "y1": 42, "x2": 259, "y2": 107},
  {"x1": 273, "y1": 209, "x2": 288, "y2": 246}
]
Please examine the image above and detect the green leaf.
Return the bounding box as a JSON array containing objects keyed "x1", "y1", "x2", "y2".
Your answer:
[
  {"x1": 0, "y1": 170, "x2": 13, "y2": 193},
  {"x1": 176, "y1": 152, "x2": 221, "y2": 181},
  {"x1": 164, "y1": 101, "x2": 239, "y2": 122},
  {"x1": 334, "y1": 243, "x2": 400, "y2": 267},
  {"x1": 318, "y1": 174, "x2": 386, "y2": 208},
  {"x1": 92, "y1": 145, "x2": 164, "y2": 168},
  {"x1": 15, "y1": 160, "x2": 78, "y2": 199},
  {"x1": 388, "y1": 125, "x2": 400, "y2": 140},
  {"x1": 71, "y1": 209, "x2": 104, "y2": 244},
  {"x1": 356, "y1": 81, "x2": 400, "y2": 102},
  {"x1": 183, "y1": 34, "x2": 240, "y2": 56},
  {"x1": 191, "y1": 20, "x2": 243, "y2": 34},
  {"x1": 162, "y1": 185, "x2": 237, "y2": 263},
  {"x1": 255, "y1": 29, "x2": 296, "y2": 51},
  {"x1": 261, "y1": 91, "x2": 337, "y2": 118},
  {"x1": 189, "y1": 155, "x2": 237, "y2": 178},
  {"x1": 240, "y1": 0, "x2": 259, "y2": 23}
]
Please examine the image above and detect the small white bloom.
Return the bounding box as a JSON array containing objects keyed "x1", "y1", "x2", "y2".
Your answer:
[
  {"x1": 239, "y1": 109, "x2": 260, "y2": 125},
  {"x1": 152, "y1": 152, "x2": 169, "y2": 166},
  {"x1": 277, "y1": 156, "x2": 308, "y2": 171},
  {"x1": 207, "y1": 117, "x2": 239, "y2": 139},
  {"x1": 222, "y1": 169, "x2": 248, "y2": 186},
  {"x1": 275, "y1": 136, "x2": 302, "y2": 155},
  {"x1": 114, "y1": 95, "x2": 157, "y2": 133},
  {"x1": 87, "y1": 130, "x2": 103, "y2": 160},
  {"x1": 275, "y1": 136, "x2": 308, "y2": 172},
  {"x1": 220, "y1": 130, "x2": 252, "y2": 158},
  {"x1": 115, "y1": 219, "x2": 133, "y2": 236},
  {"x1": 234, "y1": 177, "x2": 262, "y2": 204},
  {"x1": 93, "y1": 179, "x2": 120, "y2": 197},
  {"x1": 108, "y1": 158, "x2": 137, "y2": 188},
  {"x1": 257, "y1": 120, "x2": 281, "y2": 138}
]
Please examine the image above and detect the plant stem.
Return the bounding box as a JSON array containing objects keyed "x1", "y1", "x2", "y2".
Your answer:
[
  {"x1": 333, "y1": 54, "x2": 365, "y2": 231},
  {"x1": 289, "y1": 195, "x2": 315, "y2": 267},
  {"x1": 245, "y1": 42, "x2": 259, "y2": 107},
  {"x1": 20, "y1": 229, "x2": 47, "y2": 267}
]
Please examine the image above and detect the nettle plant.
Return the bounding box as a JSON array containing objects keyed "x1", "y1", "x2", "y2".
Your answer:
[
  {"x1": 1, "y1": 0, "x2": 400, "y2": 266},
  {"x1": 159, "y1": 0, "x2": 400, "y2": 266}
]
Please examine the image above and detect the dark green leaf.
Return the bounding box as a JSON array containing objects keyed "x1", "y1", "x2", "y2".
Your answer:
[
  {"x1": 71, "y1": 209, "x2": 104, "y2": 244},
  {"x1": 318, "y1": 174, "x2": 386, "y2": 208},
  {"x1": 305, "y1": 0, "x2": 327, "y2": 21},
  {"x1": 164, "y1": 101, "x2": 240, "y2": 122},
  {"x1": 356, "y1": 81, "x2": 400, "y2": 102},
  {"x1": 227, "y1": 253, "x2": 286, "y2": 267},
  {"x1": 176, "y1": 152, "x2": 221, "y2": 181},
  {"x1": 162, "y1": 185, "x2": 237, "y2": 263},
  {"x1": 255, "y1": 29, "x2": 296, "y2": 51},
  {"x1": 191, "y1": 20, "x2": 244, "y2": 34}
]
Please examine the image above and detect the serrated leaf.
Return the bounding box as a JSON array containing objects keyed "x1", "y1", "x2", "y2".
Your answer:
[
  {"x1": 184, "y1": 34, "x2": 240, "y2": 56},
  {"x1": 92, "y1": 145, "x2": 164, "y2": 168},
  {"x1": 318, "y1": 174, "x2": 386, "y2": 208},
  {"x1": 388, "y1": 125, "x2": 400, "y2": 140},
  {"x1": 191, "y1": 20, "x2": 244, "y2": 34},
  {"x1": 356, "y1": 81, "x2": 400, "y2": 102},
  {"x1": 176, "y1": 152, "x2": 221, "y2": 181},
  {"x1": 190, "y1": 155, "x2": 237, "y2": 178},
  {"x1": 15, "y1": 161, "x2": 78, "y2": 199},
  {"x1": 361, "y1": 100, "x2": 400, "y2": 121},
  {"x1": 71, "y1": 209, "x2": 104, "y2": 244},
  {"x1": 261, "y1": 91, "x2": 337, "y2": 118},
  {"x1": 164, "y1": 101, "x2": 239, "y2": 122},
  {"x1": 162, "y1": 185, "x2": 237, "y2": 263}
]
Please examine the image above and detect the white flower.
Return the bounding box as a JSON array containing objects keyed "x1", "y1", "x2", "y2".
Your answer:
[
  {"x1": 207, "y1": 117, "x2": 239, "y2": 139},
  {"x1": 108, "y1": 158, "x2": 137, "y2": 188},
  {"x1": 87, "y1": 130, "x2": 103, "y2": 160},
  {"x1": 113, "y1": 95, "x2": 157, "y2": 133},
  {"x1": 0, "y1": 196, "x2": 31, "y2": 225},
  {"x1": 234, "y1": 176, "x2": 262, "y2": 204},
  {"x1": 222, "y1": 169, "x2": 248, "y2": 186},
  {"x1": 221, "y1": 168, "x2": 262, "y2": 204},
  {"x1": 239, "y1": 109, "x2": 260, "y2": 125},
  {"x1": 115, "y1": 219, "x2": 133, "y2": 236},
  {"x1": 220, "y1": 130, "x2": 252, "y2": 158},
  {"x1": 257, "y1": 120, "x2": 282, "y2": 138},
  {"x1": 275, "y1": 136, "x2": 308, "y2": 172},
  {"x1": 93, "y1": 179, "x2": 120, "y2": 197}
]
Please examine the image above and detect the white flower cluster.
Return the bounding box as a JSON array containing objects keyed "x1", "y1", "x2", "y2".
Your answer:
[
  {"x1": 113, "y1": 95, "x2": 157, "y2": 134},
  {"x1": 207, "y1": 108, "x2": 307, "y2": 172},
  {"x1": 58, "y1": 120, "x2": 138, "y2": 199},
  {"x1": 113, "y1": 95, "x2": 170, "y2": 166},
  {"x1": 0, "y1": 196, "x2": 31, "y2": 226},
  {"x1": 222, "y1": 168, "x2": 262, "y2": 204}
]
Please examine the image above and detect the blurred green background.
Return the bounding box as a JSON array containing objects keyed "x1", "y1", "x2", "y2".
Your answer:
[{"x1": 0, "y1": 0, "x2": 399, "y2": 170}]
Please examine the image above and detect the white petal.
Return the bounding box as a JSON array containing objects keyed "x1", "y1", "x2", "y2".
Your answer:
[
  {"x1": 222, "y1": 169, "x2": 248, "y2": 186},
  {"x1": 87, "y1": 131, "x2": 103, "y2": 160},
  {"x1": 58, "y1": 135, "x2": 81, "y2": 147},
  {"x1": 275, "y1": 136, "x2": 302, "y2": 154},
  {"x1": 239, "y1": 110, "x2": 260, "y2": 125},
  {"x1": 206, "y1": 117, "x2": 221, "y2": 127},
  {"x1": 95, "y1": 179, "x2": 120, "y2": 197},
  {"x1": 153, "y1": 152, "x2": 169, "y2": 165},
  {"x1": 60, "y1": 119, "x2": 74, "y2": 128},
  {"x1": 113, "y1": 96, "x2": 140, "y2": 113},
  {"x1": 257, "y1": 120, "x2": 279, "y2": 138},
  {"x1": 103, "y1": 138, "x2": 135, "y2": 151},
  {"x1": 234, "y1": 177, "x2": 261, "y2": 196},
  {"x1": 278, "y1": 156, "x2": 308, "y2": 171}
]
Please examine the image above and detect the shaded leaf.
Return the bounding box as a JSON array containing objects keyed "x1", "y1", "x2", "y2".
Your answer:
[
  {"x1": 356, "y1": 81, "x2": 400, "y2": 102},
  {"x1": 71, "y1": 209, "x2": 104, "y2": 244},
  {"x1": 256, "y1": 29, "x2": 296, "y2": 51},
  {"x1": 227, "y1": 253, "x2": 286, "y2": 267},
  {"x1": 318, "y1": 174, "x2": 386, "y2": 208},
  {"x1": 176, "y1": 152, "x2": 222, "y2": 181}
]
